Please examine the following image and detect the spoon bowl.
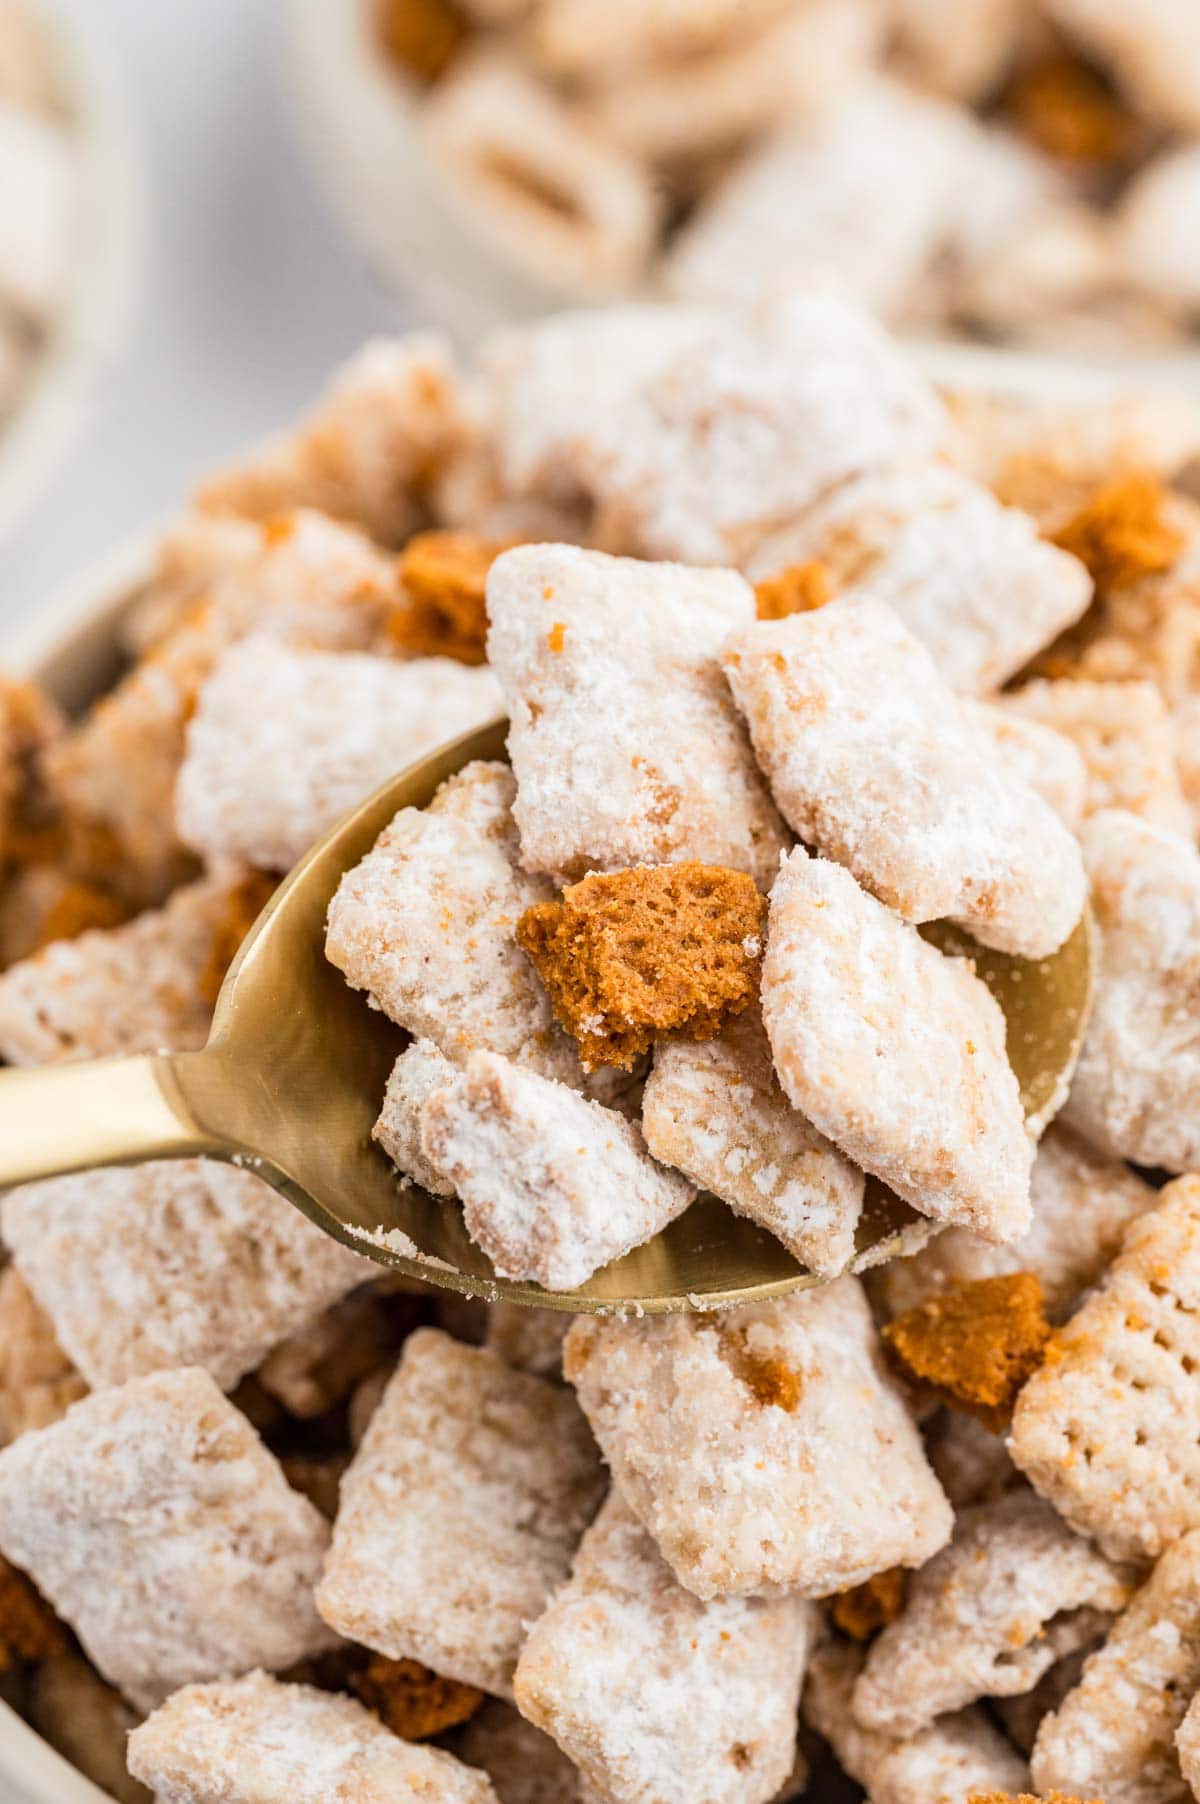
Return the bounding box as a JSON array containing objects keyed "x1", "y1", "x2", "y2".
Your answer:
[{"x1": 0, "y1": 716, "x2": 1093, "y2": 1313}]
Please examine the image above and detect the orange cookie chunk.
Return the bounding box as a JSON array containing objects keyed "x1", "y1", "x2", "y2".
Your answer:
[
  {"x1": 831, "y1": 1569, "x2": 908, "y2": 1642},
  {"x1": 1052, "y1": 472, "x2": 1186, "y2": 594},
  {"x1": 0, "y1": 1556, "x2": 64, "y2": 1669},
  {"x1": 883, "y1": 1274, "x2": 1051, "y2": 1431},
  {"x1": 391, "y1": 530, "x2": 519, "y2": 664},
  {"x1": 517, "y1": 863, "x2": 766, "y2": 1070},
  {"x1": 349, "y1": 1653, "x2": 484, "y2": 1741}
]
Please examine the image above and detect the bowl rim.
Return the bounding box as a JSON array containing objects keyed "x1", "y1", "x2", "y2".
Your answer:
[{"x1": 0, "y1": 0, "x2": 145, "y2": 547}]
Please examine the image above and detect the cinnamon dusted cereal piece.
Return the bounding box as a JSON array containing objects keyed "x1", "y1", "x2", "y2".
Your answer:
[
  {"x1": 485, "y1": 1304, "x2": 569, "y2": 1380},
  {"x1": 127, "y1": 1671, "x2": 498, "y2": 1804},
  {"x1": 420, "y1": 1052, "x2": 695, "y2": 1289},
  {"x1": 318, "y1": 1330, "x2": 604, "y2": 1696},
  {"x1": 374, "y1": 1039, "x2": 457, "y2": 1195},
  {"x1": 0, "y1": 868, "x2": 260, "y2": 1064},
  {"x1": 28, "y1": 1650, "x2": 150, "y2": 1804},
  {"x1": 723, "y1": 598, "x2": 1086, "y2": 959},
  {"x1": 176, "y1": 640, "x2": 501, "y2": 872},
  {"x1": 831, "y1": 1568, "x2": 907, "y2": 1642},
  {"x1": 883, "y1": 1275, "x2": 1051, "y2": 1432},
  {"x1": 485, "y1": 545, "x2": 787, "y2": 887},
  {"x1": 0, "y1": 1368, "x2": 335, "y2": 1710},
  {"x1": 256, "y1": 1279, "x2": 418, "y2": 1419},
  {"x1": 0, "y1": 1553, "x2": 64, "y2": 1667},
  {"x1": 326, "y1": 761, "x2": 586, "y2": 1084},
  {"x1": 1062, "y1": 811, "x2": 1200, "y2": 1171},
  {"x1": 199, "y1": 336, "x2": 469, "y2": 546},
  {"x1": 971, "y1": 706, "x2": 1088, "y2": 830},
  {"x1": 1030, "y1": 1530, "x2": 1200, "y2": 1804},
  {"x1": 1010, "y1": 1176, "x2": 1200, "y2": 1563},
  {"x1": 923, "y1": 1409, "x2": 1020, "y2": 1510},
  {"x1": 1001, "y1": 678, "x2": 1190, "y2": 832},
  {"x1": 349, "y1": 1654, "x2": 483, "y2": 1741},
  {"x1": 516, "y1": 863, "x2": 765, "y2": 1070},
  {"x1": 421, "y1": 51, "x2": 662, "y2": 297},
  {"x1": 852, "y1": 1489, "x2": 1135, "y2": 1736},
  {"x1": 875, "y1": 1124, "x2": 1158, "y2": 1326},
  {"x1": 761, "y1": 848, "x2": 1033, "y2": 1244},
  {"x1": 641, "y1": 1006, "x2": 866, "y2": 1278},
  {"x1": 742, "y1": 462, "x2": 1092, "y2": 696},
  {"x1": 454, "y1": 1699, "x2": 587, "y2": 1804},
  {"x1": 1, "y1": 1160, "x2": 370, "y2": 1392},
  {"x1": 1179, "y1": 1694, "x2": 1200, "y2": 1800},
  {"x1": 391, "y1": 530, "x2": 518, "y2": 665},
  {"x1": 0, "y1": 1265, "x2": 85, "y2": 1444},
  {"x1": 803, "y1": 1638, "x2": 1030, "y2": 1804},
  {"x1": 515, "y1": 1489, "x2": 816, "y2": 1804},
  {"x1": 564, "y1": 1279, "x2": 952, "y2": 1600}
]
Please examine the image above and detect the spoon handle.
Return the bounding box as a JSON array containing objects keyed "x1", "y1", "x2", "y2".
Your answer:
[{"x1": 0, "y1": 1052, "x2": 228, "y2": 1188}]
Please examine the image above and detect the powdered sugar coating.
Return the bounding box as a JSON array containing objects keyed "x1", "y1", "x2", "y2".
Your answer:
[
  {"x1": 0, "y1": 1368, "x2": 334, "y2": 1711},
  {"x1": 1010, "y1": 1175, "x2": 1200, "y2": 1564},
  {"x1": 723, "y1": 597, "x2": 1085, "y2": 958},
  {"x1": 373, "y1": 1040, "x2": 457, "y2": 1195},
  {"x1": 743, "y1": 461, "x2": 1092, "y2": 695},
  {"x1": 972, "y1": 702, "x2": 1088, "y2": 830},
  {"x1": 515, "y1": 1489, "x2": 815, "y2": 1804},
  {"x1": 326, "y1": 762, "x2": 583, "y2": 1083},
  {"x1": 874, "y1": 1123, "x2": 1157, "y2": 1325},
  {"x1": 177, "y1": 641, "x2": 501, "y2": 872},
  {"x1": 318, "y1": 1330, "x2": 604, "y2": 1696},
  {"x1": 1062, "y1": 809, "x2": 1200, "y2": 1170},
  {"x1": 0, "y1": 872, "x2": 235, "y2": 1064},
  {"x1": 199, "y1": 335, "x2": 469, "y2": 547},
  {"x1": 1002, "y1": 678, "x2": 1191, "y2": 833},
  {"x1": 641, "y1": 1007, "x2": 865, "y2": 1277},
  {"x1": 1030, "y1": 1529, "x2": 1200, "y2": 1804},
  {"x1": 128, "y1": 1670, "x2": 498, "y2": 1804},
  {"x1": 762, "y1": 848, "x2": 1032, "y2": 1243},
  {"x1": 803, "y1": 1638, "x2": 1029, "y2": 1804},
  {"x1": 852, "y1": 1488, "x2": 1134, "y2": 1736},
  {"x1": 564, "y1": 1279, "x2": 951, "y2": 1600},
  {"x1": 0, "y1": 1158, "x2": 371, "y2": 1393},
  {"x1": 421, "y1": 1051, "x2": 695, "y2": 1289},
  {"x1": 485, "y1": 544, "x2": 786, "y2": 887}
]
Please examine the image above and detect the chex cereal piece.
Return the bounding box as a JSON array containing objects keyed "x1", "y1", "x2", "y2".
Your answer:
[
  {"x1": 390, "y1": 529, "x2": 518, "y2": 664},
  {"x1": 515, "y1": 1488, "x2": 815, "y2": 1804},
  {"x1": 723, "y1": 597, "x2": 1085, "y2": 958},
  {"x1": 28, "y1": 1650, "x2": 146, "y2": 1804},
  {"x1": 0, "y1": 869, "x2": 254, "y2": 1064},
  {"x1": 641, "y1": 1006, "x2": 866, "y2": 1277},
  {"x1": 317, "y1": 1329, "x2": 604, "y2": 1696},
  {"x1": 0, "y1": 1368, "x2": 334, "y2": 1710},
  {"x1": 485, "y1": 545, "x2": 787, "y2": 887},
  {"x1": 564, "y1": 1279, "x2": 952, "y2": 1600},
  {"x1": 256, "y1": 1279, "x2": 416, "y2": 1419},
  {"x1": 1002, "y1": 678, "x2": 1190, "y2": 832},
  {"x1": 1062, "y1": 810, "x2": 1200, "y2": 1170},
  {"x1": 516, "y1": 863, "x2": 765, "y2": 1070},
  {"x1": 127, "y1": 1670, "x2": 498, "y2": 1804},
  {"x1": 199, "y1": 335, "x2": 468, "y2": 547},
  {"x1": 374, "y1": 1039, "x2": 457, "y2": 1195},
  {"x1": 326, "y1": 761, "x2": 584, "y2": 1083},
  {"x1": 1010, "y1": 1175, "x2": 1200, "y2": 1563},
  {"x1": 761, "y1": 847, "x2": 1033, "y2": 1243},
  {"x1": 831, "y1": 1568, "x2": 908, "y2": 1642},
  {"x1": 991, "y1": 1640, "x2": 1101, "y2": 1759},
  {"x1": 883, "y1": 1274, "x2": 1050, "y2": 1431},
  {"x1": 485, "y1": 1303, "x2": 569, "y2": 1380},
  {"x1": 803, "y1": 1638, "x2": 1030, "y2": 1804},
  {"x1": 875, "y1": 1125, "x2": 1157, "y2": 1326},
  {"x1": 0, "y1": 1265, "x2": 85, "y2": 1444},
  {"x1": 1030, "y1": 1529, "x2": 1200, "y2": 1804},
  {"x1": 923, "y1": 1409, "x2": 1020, "y2": 1510},
  {"x1": 349, "y1": 1654, "x2": 483, "y2": 1741},
  {"x1": 420, "y1": 1051, "x2": 695, "y2": 1289},
  {"x1": 176, "y1": 640, "x2": 501, "y2": 871},
  {"x1": 742, "y1": 462, "x2": 1092, "y2": 695},
  {"x1": 1, "y1": 1159, "x2": 370, "y2": 1392},
  {"x1": 454, "y1": 1699, "x2": 586, "y2": 1804},
  {"x1": 1178, "y1": 1694, "x2": 1200, "y2": 1800},
  {"x1": 972, "y1": 704, "x2": 1088, "y2": 830},
  {"x1": 852, "y1": 1489, "x2": 1135, "y2": 1736}
]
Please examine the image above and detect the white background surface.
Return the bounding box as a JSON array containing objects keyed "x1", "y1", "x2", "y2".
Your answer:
[{"x1": 1, "y1": 0, "x2": 412, "y2": 630}]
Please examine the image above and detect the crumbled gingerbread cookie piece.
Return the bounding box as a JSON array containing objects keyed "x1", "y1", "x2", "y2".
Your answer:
[
  {"x1": 831, "y1": 1568, "x2": 907, "y2": 1642},
  {"x1": 1052, "y1": 473, "x2": 1185, "y2": 594},
  {"x1": 27, "y1": 878, "x2": 128, "y2": 951},
  {"x1": 517, "y1": 863, "x2": 765, "y2": 1070},
  {"x1": 0, "y1": 1555, "x2": 64, "y2": 1669},
  {"x1": 1003, "y1": 49, "x2": 1138, "y2": 167},
  {"x1": 391, "y1": 530, "x2": 517, "y2": 663},
  {"x1": 754, "y1": 560, "x2": 834, "y2": 620},
  {"x1": 883, "y1": 1274, "x2": 1051, "y2": 1431},
  {"x1": 378, "y1": 0, "x2": 467, "y2": 84},
  {"x1": 349, "y1": 1653, "x2": 484, "y2": 1741},
  {"x1": 0, "y1": 675, "x2": 63, "y2": 864}
]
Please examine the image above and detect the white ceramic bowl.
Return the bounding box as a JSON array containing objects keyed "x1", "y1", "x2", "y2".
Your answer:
[{"x1": 0, "y1": 0, "x2": 144, "y2": 548}]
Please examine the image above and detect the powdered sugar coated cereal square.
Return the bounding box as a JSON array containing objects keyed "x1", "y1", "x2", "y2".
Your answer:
[
  {"x1": 1002, "y1": 677, "x2": 1190, "y2": 833},
  {"x1": 373, "y1": 1040, "x2": 457, "y2": 1195}
]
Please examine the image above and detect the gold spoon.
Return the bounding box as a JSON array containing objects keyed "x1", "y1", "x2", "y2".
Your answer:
[{"x1": 0, "y1": 717, "x2": 1093, "y2": 1314}]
